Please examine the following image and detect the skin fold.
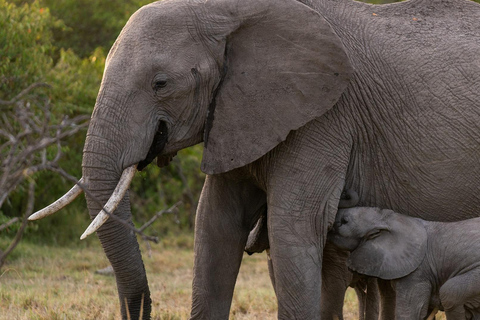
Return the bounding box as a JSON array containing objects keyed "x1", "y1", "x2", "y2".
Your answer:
[
  {"x1": 329, "y1": 207, "x2": 480, "y2": 320},
  {"x1": 70, "y1": 0, "x2": 480, "y2": 318}
]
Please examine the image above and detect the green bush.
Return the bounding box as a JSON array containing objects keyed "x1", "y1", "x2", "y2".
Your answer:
[
  {"x1": 0, "y1": 0, "x2": 58, "y2": 99},
  {"x1": 0, "y1": 0, "x2": 99, "y2": 245},
  {"x1": 41, "y1": 0, "x2": 151, "y2": 58},
  {"x1": 0, "y1": 0, "x2": 203, "y2": 246}
]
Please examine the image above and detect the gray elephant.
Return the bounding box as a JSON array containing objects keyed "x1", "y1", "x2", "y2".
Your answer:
[
  {"x1": 328, "y1": 206, "x2": 480, "y2": 319},
  {"x1": 30, "y1": 0, "x2": 480, "y2": 318}
]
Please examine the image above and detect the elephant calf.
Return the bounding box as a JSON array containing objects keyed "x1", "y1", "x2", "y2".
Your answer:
[{"x1": 328, "y1": 206, "x2": 480, "y2": 320}]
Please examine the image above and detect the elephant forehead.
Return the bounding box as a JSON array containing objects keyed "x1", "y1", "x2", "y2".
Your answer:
[
  {"x1": 108, "y1": 2, "x2": 221, "y2": 71},
  {"x1": 129, "y1": 1, "x2": 189, "y2": 32},
  {"x1": 122, "y1": 10, "x2": 190, "y2": 46}
]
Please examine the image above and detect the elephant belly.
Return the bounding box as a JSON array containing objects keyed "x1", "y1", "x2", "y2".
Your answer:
[{"x1": 346, "y1": 116, "x2": 480, "y2": 222}]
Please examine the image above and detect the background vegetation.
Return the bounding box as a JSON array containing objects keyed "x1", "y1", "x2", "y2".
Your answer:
[
  {"x1": 0, "y1": 0, "x2": 205, "y2": 248},
  {"x1": 1, "y1": 239, "x2": 373, "y2": 320}
]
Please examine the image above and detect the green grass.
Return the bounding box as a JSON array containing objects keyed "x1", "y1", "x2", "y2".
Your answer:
[{"x1": 0, "y1": 235, "x2": 445, "y2": 319}]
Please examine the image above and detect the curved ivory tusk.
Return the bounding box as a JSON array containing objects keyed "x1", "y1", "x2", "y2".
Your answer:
[
  {"x1": 80, "y1": 164, "x2": 137, "y2": 240},
  {"x1": 28, "y1": 178, "x2": 84, "y2": 221}
]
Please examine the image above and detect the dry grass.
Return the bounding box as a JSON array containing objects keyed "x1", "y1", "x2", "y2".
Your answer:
[{"x1": 0, "y1": 235, "x2": 445, "y2": 319}]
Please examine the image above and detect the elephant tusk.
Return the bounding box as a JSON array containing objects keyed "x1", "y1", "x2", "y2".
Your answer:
[
  {"x1": 28, "y1": 179, "x2": 84, "y2": 221},
  {"x1": 80, "y1": 164, "x2": 137, "y2": 240}
]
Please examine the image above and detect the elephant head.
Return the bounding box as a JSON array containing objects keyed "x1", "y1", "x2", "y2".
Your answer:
[
  {"x1": 31, "y1": 0, "x2": 352, "y2": 318},
  {"x1": 328, "y1": 207, "x2": 428, "y2": 280}
]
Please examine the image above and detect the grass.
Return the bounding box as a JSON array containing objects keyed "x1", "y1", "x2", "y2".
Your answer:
[{"x1": 0, "y1": 234, "x2": 445, "y2": 319}]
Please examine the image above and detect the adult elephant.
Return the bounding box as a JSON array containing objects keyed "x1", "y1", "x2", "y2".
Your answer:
[{"x1": 31, "y1": 0, "x2": 480, "y2": 319}]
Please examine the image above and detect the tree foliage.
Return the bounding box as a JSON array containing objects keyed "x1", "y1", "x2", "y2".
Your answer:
[
  {"x1": 0, "y1": 82, "x2": 89, "y2": 268},
  {"x1": 49, "y1": 0, "x2": 153, "y2": 58},
  {"x1": 0, "y1": 1, "x2": 56, "y2": 99},
  {"x1": 0, "y1": 0, "x2": 205, "y2": 247}
]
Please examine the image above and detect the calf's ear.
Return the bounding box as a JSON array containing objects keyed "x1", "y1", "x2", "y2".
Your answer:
[{"x1": 348, "y1": 210, "x2": 427, "y2": 280}]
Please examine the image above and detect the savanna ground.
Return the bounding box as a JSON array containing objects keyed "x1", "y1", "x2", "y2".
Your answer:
[{"x1": 1, "y1": 234, "x2": 445, "y2": 320}]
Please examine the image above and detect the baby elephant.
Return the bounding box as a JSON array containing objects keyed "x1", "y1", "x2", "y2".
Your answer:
[{"x1": 328, "y1": 206, "x2": 480, "y2": 320}]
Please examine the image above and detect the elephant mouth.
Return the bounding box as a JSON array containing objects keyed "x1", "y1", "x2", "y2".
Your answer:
[{"x1": 138, "y1": 121, "x2": 175, "y2": 171}]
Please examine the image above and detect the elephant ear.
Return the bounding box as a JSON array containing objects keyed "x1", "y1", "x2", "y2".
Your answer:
[
  {"x1": 201, "y1": 0, "x2": 353, "y2": 174},
  {"x1": 347, "y1": 210, "x2": 428, "y2": 280}
]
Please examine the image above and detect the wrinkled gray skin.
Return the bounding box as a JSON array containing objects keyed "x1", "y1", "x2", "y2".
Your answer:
[
  {"x1": 80, "y1": 0, "x2": 480, "y2": 318},
  {"x1": 245, "y1": 189, "x2": 380, "y2": 320},
  {"x1": 329, "y1": 207, "x2": 480, "y2": 320},
  {"x1": 245, "y1": 189, "x2": 359, "y2": 254}
]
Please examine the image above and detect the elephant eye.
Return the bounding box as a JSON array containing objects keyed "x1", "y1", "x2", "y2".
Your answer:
[
  {"x1": 366, "y1": 230, "x2": 381, "y2": 240},
  {"x1": 152, "y1": 74, "x2": 168, "y2": 91},
  {"x1": 340, "y1": 217, "x2": 348, "y2": 225}
]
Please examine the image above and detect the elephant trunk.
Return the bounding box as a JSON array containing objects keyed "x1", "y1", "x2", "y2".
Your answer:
[
  {"x1": 82, "y1": 124, "x2": 151, "y2": 319},
  {"x1": 80, "y1": 165, "x2": 136, "y2": 240}
]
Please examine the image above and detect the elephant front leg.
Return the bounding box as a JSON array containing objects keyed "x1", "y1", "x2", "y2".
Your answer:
[
  {"x1": 394, "y1": 278, "x2": 431, "y2": 320},
  {"x1": 321, "y1": 243, "x2": 352, "y2": 320},
  {"x1": 364, "y1": 278, "x2": 381, "y2": 320},
  {"x1": 268, "y1": 209, "x2": 324, "y2": 319},
  {"x1": 377, "y1": 279, "x2": 396, "y2": 320},
  {"x1": 267, "y1": 182, "x2": 346, "y2": 319},
  {"x1": 190, "y1": 174, "x2": 266, "y2": 320}
]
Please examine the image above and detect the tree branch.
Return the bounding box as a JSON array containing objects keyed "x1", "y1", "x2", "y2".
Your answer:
[
  {"x1": 0, "y1": 181, "x2": 35, "y2": 268},
  {"x1": 0, "y1": 82, "x2": 89, "y2": 268},
  {"x1": 0, "y1": 82, "x2": 50, "y2": 107},
  {"x1": 138, "y1": 201, "x2": 182, "y2": 233},
  {"x1": 0, "y1": 217, "x2": 19, "y2": 232}
]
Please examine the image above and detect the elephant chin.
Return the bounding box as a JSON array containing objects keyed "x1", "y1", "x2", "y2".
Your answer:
[{"x1": 156, "y1": 153, "x2": 177, "y2": 167}]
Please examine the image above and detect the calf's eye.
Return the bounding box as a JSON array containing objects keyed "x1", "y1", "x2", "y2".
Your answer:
[{"x1": 152, "y1": 74, "x2": 168, "y2": 91}]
